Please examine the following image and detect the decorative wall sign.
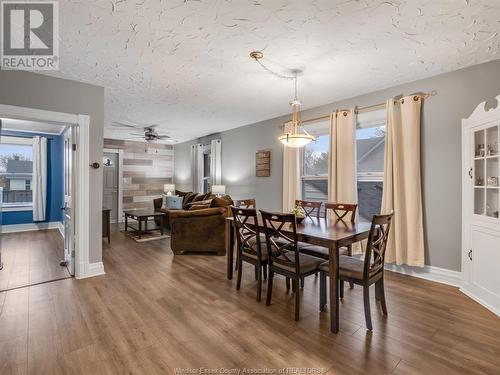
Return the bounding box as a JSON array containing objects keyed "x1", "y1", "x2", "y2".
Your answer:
[{"x1": 256, "y1": 150, "x2": 271, "y2": 177}]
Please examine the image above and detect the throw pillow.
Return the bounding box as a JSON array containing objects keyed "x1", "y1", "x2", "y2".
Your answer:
[
  {"x1": 175, "y1": 190, "x2": 191, "y2": 197},
  {"x1": 165, "y1": 195, "x2": 183, "y2": 210},
  {"x1": 183, "y1": 192, "x2": 197, "y2": 208},
  {"x1": 185, "y1": 199, "x2": 213, "y2": 210},
  {"x1": 203, "y1": 192, "x2": 214, "y2": 200},
  {"x1": 210, "y1": 195, "x2": 233, "y2": 208},
  {"x1": 192, "y1": 193, "x2": 206, "y2": 202}
]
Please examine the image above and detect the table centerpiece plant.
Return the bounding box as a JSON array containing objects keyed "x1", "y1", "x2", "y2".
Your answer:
[{"x1": 291, "y1": 204, "x2": 306, "y2": 224}]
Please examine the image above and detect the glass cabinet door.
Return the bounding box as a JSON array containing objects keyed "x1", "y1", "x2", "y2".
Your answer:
[{"x1": 474, "y1": 125, "x2": 499, "y2": 218}]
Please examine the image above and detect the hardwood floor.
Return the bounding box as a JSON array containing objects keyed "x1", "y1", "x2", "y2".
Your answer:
[
  {"x1": 1, "y1": 224, "x2": 499, "y2": 374},
  {"x1": 0, "y1": 229, "x2": 69, "y2": 291}
]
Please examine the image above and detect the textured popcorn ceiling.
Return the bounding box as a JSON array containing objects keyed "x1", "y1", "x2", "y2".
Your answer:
[{"x1": 46, "y1": 0, "x2": 500, "y2": 142}]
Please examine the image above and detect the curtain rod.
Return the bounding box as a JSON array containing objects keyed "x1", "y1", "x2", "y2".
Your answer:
[{"x1": 285, "y1": 90, "x2": 437, "y2": 127}]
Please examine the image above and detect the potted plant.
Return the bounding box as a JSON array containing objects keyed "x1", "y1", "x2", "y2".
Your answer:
[{"x1": 291, "y1": 204, "x2": 306, "y2": 224}]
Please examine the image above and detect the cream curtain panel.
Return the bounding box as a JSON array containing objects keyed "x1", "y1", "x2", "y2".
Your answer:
[
  {"x1": 210, "y1": 139, "x2": 222, "y2": 186},
  {"x1": 190, "y1": 143, "x2": 203, "y2": 193},
  {"x1": 282, "y1": 146, "x2": 302, "y2": 212},
  {"x1": 328, "y1": 110, "x2": 357, "y2": 210},
  {"x1": 381, "y1": 96, "x2": 425, "y2": 266},
  {"x1": 32, "y1": 136, "x2": 47, "y2": 222}
]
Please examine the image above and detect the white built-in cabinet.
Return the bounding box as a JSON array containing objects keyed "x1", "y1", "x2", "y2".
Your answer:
[{"x1": 462, "y1": 95, "x2": 500, "y2": 316}]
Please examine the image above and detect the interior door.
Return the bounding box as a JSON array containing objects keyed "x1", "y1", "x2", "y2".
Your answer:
[
  {"x1": 103, "y1": 152, "x2": 118, "y2": 222},
  {"x1": 63, "y1": 127, "x2": 75, "y2": 275}
]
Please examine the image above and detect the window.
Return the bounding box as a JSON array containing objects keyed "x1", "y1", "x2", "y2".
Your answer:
[
  {"x1": 356, "y1": 109, "x2": 386, "y2": 222},
  {"x1": 0, "y1": 136, "x2": 33, "y2": 208},
  {"x1": 202, "y1": 146, "x2": 211, "y2": 193},
  {"x1": 10, "y1": 179, "x2": 27, "y2": 191},
  {"x1": 301, "y1": 109, "x2": 386, "y2": 222},
  {"x1": 301, "y1": 121, "x2": 329, "y2": 210}
]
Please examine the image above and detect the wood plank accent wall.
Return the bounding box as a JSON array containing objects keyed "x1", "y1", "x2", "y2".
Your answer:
[{"x1": 104, "y1": 138, "x2": 174, "y2": 211}]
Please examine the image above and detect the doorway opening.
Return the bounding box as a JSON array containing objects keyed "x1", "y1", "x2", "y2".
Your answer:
[
  {"x1": 102, "y1": 148, "x2": 123, "y2": 224},
  {"x1": 0, "y1": 117, "x2": 77, "y2": 290}
]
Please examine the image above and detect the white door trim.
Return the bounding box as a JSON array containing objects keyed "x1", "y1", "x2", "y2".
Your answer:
[
  {"x1": 103, "y1": 148, "x2": 123, "y2": 223},
  {"x1": 0, "y1": 104, "x2": 101, "y2": 279}
]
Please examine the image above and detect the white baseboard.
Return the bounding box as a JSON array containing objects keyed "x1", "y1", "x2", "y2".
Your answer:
[
  {"x1": 384, "y1": 263, "x2": 462, "y2": 287},
  {"x1": 1, "y1": 221, "x2": 63, "y2": 234},
  {"x1": 460, "y1": 287, "x2": 500, "y2": 317},
  {"x1": 57, "y1": 221, "x2": 64, "y2": 238},
  {"x1": 77, "y1": 262, "x2": 105, "y2": 279}
]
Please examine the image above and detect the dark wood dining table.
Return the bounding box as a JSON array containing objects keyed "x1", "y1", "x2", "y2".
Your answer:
[{"x1": 225, "y1": 215, "x2": 372, "y2": 333}]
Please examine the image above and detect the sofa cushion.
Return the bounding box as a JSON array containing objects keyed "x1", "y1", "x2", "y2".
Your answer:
[
  {"x1": 169, "y1": 207, "x2": 225, "y2": 219},
  {"x1": 183, "y1": 192, "x2": 197, "y2": 208},
  {"x1": 189, "y1": 203, "x2": 211, "y2": 210}
]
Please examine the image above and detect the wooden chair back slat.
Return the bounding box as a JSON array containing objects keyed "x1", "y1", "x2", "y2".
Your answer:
[
  {"x1": 295, "y1": 200, "x2": 322, "y2": 220},
  {"x1": 325, "y1": 203, "x2": 357, "y2": 223},
  {"x1": 234, "y1": 199, "x2": 256, "y2": 209}
]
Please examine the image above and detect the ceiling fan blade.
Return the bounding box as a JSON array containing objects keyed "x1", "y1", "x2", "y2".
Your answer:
[
  {"x1": 123, "y1": 136, "x2": 144, "y2": 139},
  {"x1": 129, "y1": 132, "x2": 146, "y2": 136},
  {"x1": 146, "y1": 124, "x2": 158, "y2": 129},
  {"x1": 112, "y1": 121, "x2": 141, "y2": 129},
  {"x1": 156, "y1": 135, "x2": 171, "y2": 139}
]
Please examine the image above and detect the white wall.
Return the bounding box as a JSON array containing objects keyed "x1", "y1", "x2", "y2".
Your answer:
[{"x1": 0, "y1": 70, "x2": 105, "y2": 263}]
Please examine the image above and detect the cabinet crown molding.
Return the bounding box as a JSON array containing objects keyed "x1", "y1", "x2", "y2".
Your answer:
[{"x1": 465, "y1": 94, "x2": 500, "y2": 123}]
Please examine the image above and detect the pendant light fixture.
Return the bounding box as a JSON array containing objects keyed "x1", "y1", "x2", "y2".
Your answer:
[{"x1": 250, "y1": 51, "x2": 315, "y2": 148}]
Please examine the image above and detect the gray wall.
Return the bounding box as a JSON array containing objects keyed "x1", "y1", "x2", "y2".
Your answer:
[
  {"x1": 175, "y1": 58, "x2": 500, "y2": 271},
  {"x1": 0, "y1": 70, "x2": 105, "y2": 263}
]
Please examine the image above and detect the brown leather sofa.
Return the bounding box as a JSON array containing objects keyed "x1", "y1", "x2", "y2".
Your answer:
[
  {"x1": 169, "y1": 207, "x2": 227, "y2": 255},
  {"x1": 153, "y1": 192, "x2": 233, "y2": 255}
]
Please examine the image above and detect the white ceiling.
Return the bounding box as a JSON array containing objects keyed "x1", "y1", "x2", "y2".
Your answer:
[{"x1": 45, "y1": 0, "x2": 500, "y2": 143}]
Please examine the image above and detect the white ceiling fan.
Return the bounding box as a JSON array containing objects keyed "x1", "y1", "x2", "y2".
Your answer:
[{"x1": 112, "y1": 121, "x2": 175, "y2": 142}]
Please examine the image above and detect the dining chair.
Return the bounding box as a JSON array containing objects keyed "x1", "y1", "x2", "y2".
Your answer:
[
  {"x1": 294, "y1": 200, "x2": 322, "y2": 220},
  {"x1": 234, "y1": 199, "x2": 256, "y2": 209},
  {"x1": 324, "y1": 203, "x2": 357, "y2": 223},
  {"x1": 232, "y1": 199, "x2": 257, "y2": 272},
  {"x1": 324, "y1": 202, "x2": 358, "y2": 255},
  {"x1": 318, "y1": 211, "x2": 394, "y2": 331},
  {"x1": 260, "y1": 210, "x2": 324, "y2": 320},
  {"x1": 230, "y1": 206, "x2": 268, "y2": 301}
]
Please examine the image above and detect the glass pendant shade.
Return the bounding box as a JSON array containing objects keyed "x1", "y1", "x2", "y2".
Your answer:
[
  {"x1": 280, "y1": 98, "x2": 315, "y2": 148},
  {"x1": 279, "y1": 133, "x2": 316, "y2": 148}
]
